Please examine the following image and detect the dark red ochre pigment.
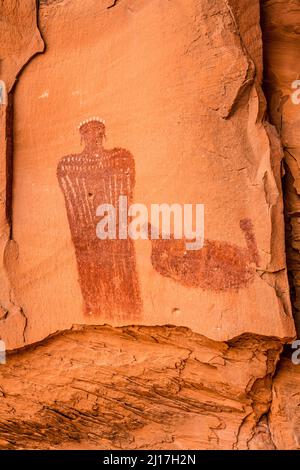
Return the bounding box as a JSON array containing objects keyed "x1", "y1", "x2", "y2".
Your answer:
[
  {"x1": 57, "y1": 119, "x2": 142, "y2": 319},
  {"x1": 150, "y1": 219, "x2": 260, "y2": 291}
]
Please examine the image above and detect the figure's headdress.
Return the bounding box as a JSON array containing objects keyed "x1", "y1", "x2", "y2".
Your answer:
[{"x1": 78, "y1": 117, "x2": 106, "y2": 136}]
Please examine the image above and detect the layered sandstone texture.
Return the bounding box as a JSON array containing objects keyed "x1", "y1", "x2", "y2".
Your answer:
[
  {"x1": 0, "y1": 0, "x2": 299, "y2": 450},
  {"x1": 0, "y1": 326, "x2": 284, "y2": 450},
  {"x1": 262, "y1": 0, "x2": 300, "y2": 334}
]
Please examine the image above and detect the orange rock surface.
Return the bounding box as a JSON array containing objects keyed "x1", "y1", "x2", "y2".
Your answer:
[
  {"x1": 0, "y1": 0, "x2": 299, "y2": 450},
  {"x1": 0, "y1": 326, "x2": 283, "y2": 449},
  {"x1": 1, "y1": 0, "x2": 295, "y2": 347}
]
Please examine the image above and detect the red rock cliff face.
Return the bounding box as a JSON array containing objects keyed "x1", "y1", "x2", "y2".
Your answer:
[{"x1": 0, "y1": 0, "x2": 299, "y2": 450}]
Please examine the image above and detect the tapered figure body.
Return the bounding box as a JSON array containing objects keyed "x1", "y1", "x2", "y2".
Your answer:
[{"x1": 57, "y1": 118, "x2": 142, "y2": 319}]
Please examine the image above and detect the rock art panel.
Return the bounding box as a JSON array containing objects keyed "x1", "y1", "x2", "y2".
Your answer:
[{"x1": 5, "y1": 0, "x2": 295, "y2": 346}]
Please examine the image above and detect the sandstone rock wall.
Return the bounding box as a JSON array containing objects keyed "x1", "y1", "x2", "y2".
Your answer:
[
  {"x1": 0, "y1": 0, "x2": 299, "y2": 450},
  {"x1": 0, "y1": 0, "x2": 44, "y2": 349},
  {"x1": 0, "y1": 0, "x2": 296, "y2": 346},
  {"x1": 262, "y1": 0, "x2": 300, "y2": 334},
  {"x1": 0, "y1": 326, "x2": 282, "y2": 449}
]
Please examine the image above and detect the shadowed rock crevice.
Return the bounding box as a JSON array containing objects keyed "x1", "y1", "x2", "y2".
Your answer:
[
  {"x1": 260, "y1": 0, "x2": 300, "y2": 448},
  {"x1": 107, "y1": 0, "x2": 120, "y2": 9},
  {"x1": 261, "y1": 0, "x2": 300, "y2": 334},
  {"x1": 5, "y1": 94, "x2": 13, "y2": 239}
]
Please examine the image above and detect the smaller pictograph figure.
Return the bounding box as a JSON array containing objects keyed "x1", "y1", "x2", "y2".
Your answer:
[
  {"x1": 150, "y1": 218, "x2": 260, "y2": 291},
  {"x1": 57, "y1": 118, "x2": 142, "y2": 319}
]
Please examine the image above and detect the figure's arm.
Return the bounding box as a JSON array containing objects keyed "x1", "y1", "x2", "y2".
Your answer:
[{"x1": 106, "y1": 148, "x2": 136, "y2": 200}]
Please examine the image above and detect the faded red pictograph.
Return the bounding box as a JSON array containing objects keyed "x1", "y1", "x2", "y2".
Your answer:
[
  {"x1": 150, "y1": 218, "x2": 260, "y2": 291},
  {"x1": 57, "y1": 118, "x2": 142, "y2": 319}
]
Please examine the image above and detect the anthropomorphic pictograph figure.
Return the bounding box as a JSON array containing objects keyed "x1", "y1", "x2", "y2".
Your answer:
[{"x1": 57, "y1": 118, "x2": 142, "y2": 319}]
